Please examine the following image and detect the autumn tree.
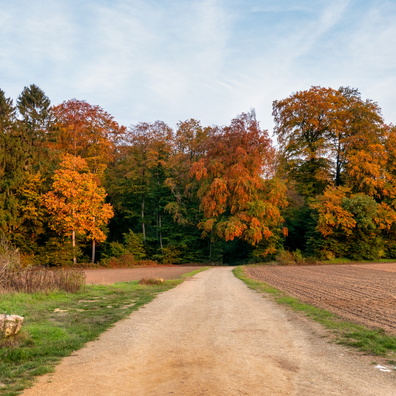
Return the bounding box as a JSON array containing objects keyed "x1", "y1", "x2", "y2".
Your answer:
[
  {"x1": 272, "y1": 86, "x2": 337, "y2": 198},
  {"x1": 163, "y1": 119, "x2": 214, "y2": 261},
  {"x1": 43, "y1": 154, "x2": 114, "y2": 264},
  {"x1": 192, "y1": 111, "x2": 288, "y2": 258},
  {"x1": 273, "y1": 86, "x2": 393, "y2": 256},
  {"x1": 51, "y1": 99, "x2": 126, "y2": 175},
  {"x1": 310, "y1": 186, "x2": 396, "y2": 259},
  {"x1": 273, "y1": 86, "x2": 386, "y2": 197}
]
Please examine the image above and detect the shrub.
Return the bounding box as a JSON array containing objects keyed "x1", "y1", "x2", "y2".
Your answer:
[
  {"x1": 123, "y1": 231, "x2": 146, "y2": 260},
  {"x1": 0, "y1": 236, "x2": 20, "y2": 269},
  {"x1": 292, "y1": 249, "x2": 306, "y2": 265},
  {"x1": 138, "y1": 277, "x2": 164, "y2": 285},
  {"x1": 101, "y1": 253, "x2": 135, "y2": 268},
  {"x1": 100, "y1": 231, "x2": 146, "y2": 266},
  {"x1": 275, "y1": 250, "x2": 295, "y2": 265},
  {"x1": 135, "y1": 260, "x2": 158, "y2": 267},
  {"x1": 276, "y1": 249, "x2": 320, "y2": 265},
  {"x1": 153, "y1": 245, "x2": 182, "y2": 264},
  {"x1": 35, "y1": 237, "x2": 79, "y2": 267}
]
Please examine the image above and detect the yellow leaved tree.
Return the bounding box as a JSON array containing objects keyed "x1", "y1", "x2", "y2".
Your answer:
[{"x1": 43, "y1": 154, "x2": 113, "y2": 264}]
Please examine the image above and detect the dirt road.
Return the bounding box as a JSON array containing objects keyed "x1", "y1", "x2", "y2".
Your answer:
[{"x1": 23, "y1": 267, "x2": 395, "y2": 395}]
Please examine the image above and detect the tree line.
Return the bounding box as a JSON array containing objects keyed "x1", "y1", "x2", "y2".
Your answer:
[{"x1": 1, "y1": 84, "x2": 395, "y2": 265}]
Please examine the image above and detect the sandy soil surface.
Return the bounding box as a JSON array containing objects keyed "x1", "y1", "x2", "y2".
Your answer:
[
  {"x1": 352, "y1": 262, "x2": 396, "y2": 273},
  {"x1": 23, "y1": 267, "x2": 395, "y2": 396},
  {"x1": 84, "y1": 266, "x2": 203, "y2": 285},
  {"x1": 244, "y1": 264, "x2": 396, "y2": 334}
]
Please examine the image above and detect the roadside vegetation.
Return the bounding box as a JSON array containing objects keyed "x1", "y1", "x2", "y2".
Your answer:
[
  {"x1": 233, "y1": 266, "x2": 396, "y2": 359},
  {"x1": 0, "y1": 267, "x2": 208, "y2": 396}
]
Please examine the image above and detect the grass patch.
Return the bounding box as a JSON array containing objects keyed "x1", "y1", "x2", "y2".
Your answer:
[
  {"x1": 231, "y1": 266, "x2": 281, "y2": 296},
  {"x1": 233, "y1": 266, "x2": 396, "y2": 358},
  {"x1": 0, "y1": 267, "x2": 208, "y2": 396},
  {"x1": 180, "y1": 266, "x2": 210, "y2": 278}
]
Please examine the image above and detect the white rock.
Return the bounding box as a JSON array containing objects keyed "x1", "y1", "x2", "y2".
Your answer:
[{"x1": 0, "y1": 314, "x2": 24, "y2": 337}]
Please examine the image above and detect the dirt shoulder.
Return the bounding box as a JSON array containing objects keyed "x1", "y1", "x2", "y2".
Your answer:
[{"x1": 23, "y1": 267, "x2": 395, "y2": 396}]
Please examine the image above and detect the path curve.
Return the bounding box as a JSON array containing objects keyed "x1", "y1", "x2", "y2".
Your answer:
[{"x1": 23, "y1": 267, "x2": 395, "y2": 395}]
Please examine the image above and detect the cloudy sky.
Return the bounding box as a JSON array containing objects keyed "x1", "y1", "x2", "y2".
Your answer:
[{"x1": 1, "y1": 0, "x2": 395, "y2": 131}]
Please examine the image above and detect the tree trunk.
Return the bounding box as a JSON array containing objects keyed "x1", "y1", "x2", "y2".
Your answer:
[
  {"x1": 159, "y1": 214, "x2": 163, "y2": 250},
  {"x1": 142, "y1": 198, "x2": 146, "y2": 241},
  {"x1": 91, "y1": 239, "x2": 96, "y2": 264},
  {"x1": 72, "y1": 230, "x2": 77, "y2": 265},
  {"x1": 335, "y1": 138, "x2": 342, "y2": 186}
]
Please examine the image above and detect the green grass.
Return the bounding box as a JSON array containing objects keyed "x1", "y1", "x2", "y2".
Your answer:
[
  {"x1": 0, "y1": 267, "x2": 208, "y2": 396},
  {"x1": 180, "y1": 266, "x2": 210, "y2": 278},
  {"x1": 233, "y1": 266, "x2": 396, "y2": 358},
  {"x1": 323, "y1": 257, "x2": 396, "y2": 264}
]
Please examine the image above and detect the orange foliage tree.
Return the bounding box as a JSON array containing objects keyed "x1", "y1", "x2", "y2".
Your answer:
[
  {"x1": 311, "y1": 186, "x2": 396, "y2": 259},
  {"x1": 164, "y1": 119, "x2": 213, "y2": 226},
  {"x1": 51, "y1": 99, "x2": 126, "y2": 174},
  {"x1": 192, "y1": 111, "x2": 288, "y2": 257},
  {"x1": 273, "y1": 86, "x2": 396, "y2": 259},
  {"x1": 272, "y1": 86, "x2": 387, "y2": 197},
  {"x1": 43, "y1": 154, "x2": 113, "y2": 264}
]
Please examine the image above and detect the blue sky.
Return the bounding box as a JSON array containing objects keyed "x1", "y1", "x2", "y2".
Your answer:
[{"x1": 1, "y1": 0, "x2": 395, "y2": 131}]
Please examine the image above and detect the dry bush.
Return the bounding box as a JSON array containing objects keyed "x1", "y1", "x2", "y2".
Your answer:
[
  {"x1": 0, "y1": 237, "x2": 20, "y2": 269},
  {"x1": 0, "y1": 267, "x2": 86, "y2": 294},
  {"x1": 0, "y1": 236, "x2": 85, "y2": 294},
  {"x1": 138, "y1": 277, "x2": 164, "y2": 285}
]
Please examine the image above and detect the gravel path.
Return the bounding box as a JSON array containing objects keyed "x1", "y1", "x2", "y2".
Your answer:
[{"x1": 23, "y1": 267, "x2": 395, "y2": 395}]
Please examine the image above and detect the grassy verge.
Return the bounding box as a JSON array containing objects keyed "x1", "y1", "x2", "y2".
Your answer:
[
  {"x1": 0, "y1": 267, "x2": 208, "y2": 396},
  {"x1": 180, "y1": 266, "x2": 209, "y2": 278},
  {"x1": 323, "y1": 258, "x2": 396, "y2": 264},
  {"x1": 233, "y1": 266, "x2": 396, "y2": 359}
]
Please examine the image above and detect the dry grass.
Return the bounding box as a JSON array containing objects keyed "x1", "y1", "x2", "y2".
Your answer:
[
  {"x1": 138, "y1": 277, "x2": 165, "y2": 285},
  {"x1": 0, "y1": 267, "x2": 86, "y2": 294},
  {"x1": 0, "y1": 236, "x2": 85, "y2": 294}
]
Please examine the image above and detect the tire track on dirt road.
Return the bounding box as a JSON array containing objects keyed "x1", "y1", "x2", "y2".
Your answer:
[{"x1": 23, "y1": 267, "x2": 395, "y2": 395}]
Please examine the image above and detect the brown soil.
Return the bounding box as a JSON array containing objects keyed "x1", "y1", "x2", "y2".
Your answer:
[
  {"x1": 22, "y1": 267, "x2": 395, "y2": 396},
  {"x1": 244, "y1": 263, "x2": 396, "y2": 334},
  {"x1": 353, "y1": 262, "x2": 396, "y2": 272},
  {"x1": 84, "y1": 265, "x2": 203, "y2": 285}
]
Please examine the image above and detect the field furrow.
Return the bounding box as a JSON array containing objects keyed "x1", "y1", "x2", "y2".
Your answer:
[{"x1": 244, "y1": 264, "x2": 396, "y2": 334}]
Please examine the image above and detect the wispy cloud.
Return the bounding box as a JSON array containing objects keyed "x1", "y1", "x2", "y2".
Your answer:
[{"x1": 0, "y1": 0, "x2": 395, "y2": 129}]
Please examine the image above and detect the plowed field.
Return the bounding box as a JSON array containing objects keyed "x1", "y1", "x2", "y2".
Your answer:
[{"x1": 244, "y1": 263, "x2": 396, "y2": 334}]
